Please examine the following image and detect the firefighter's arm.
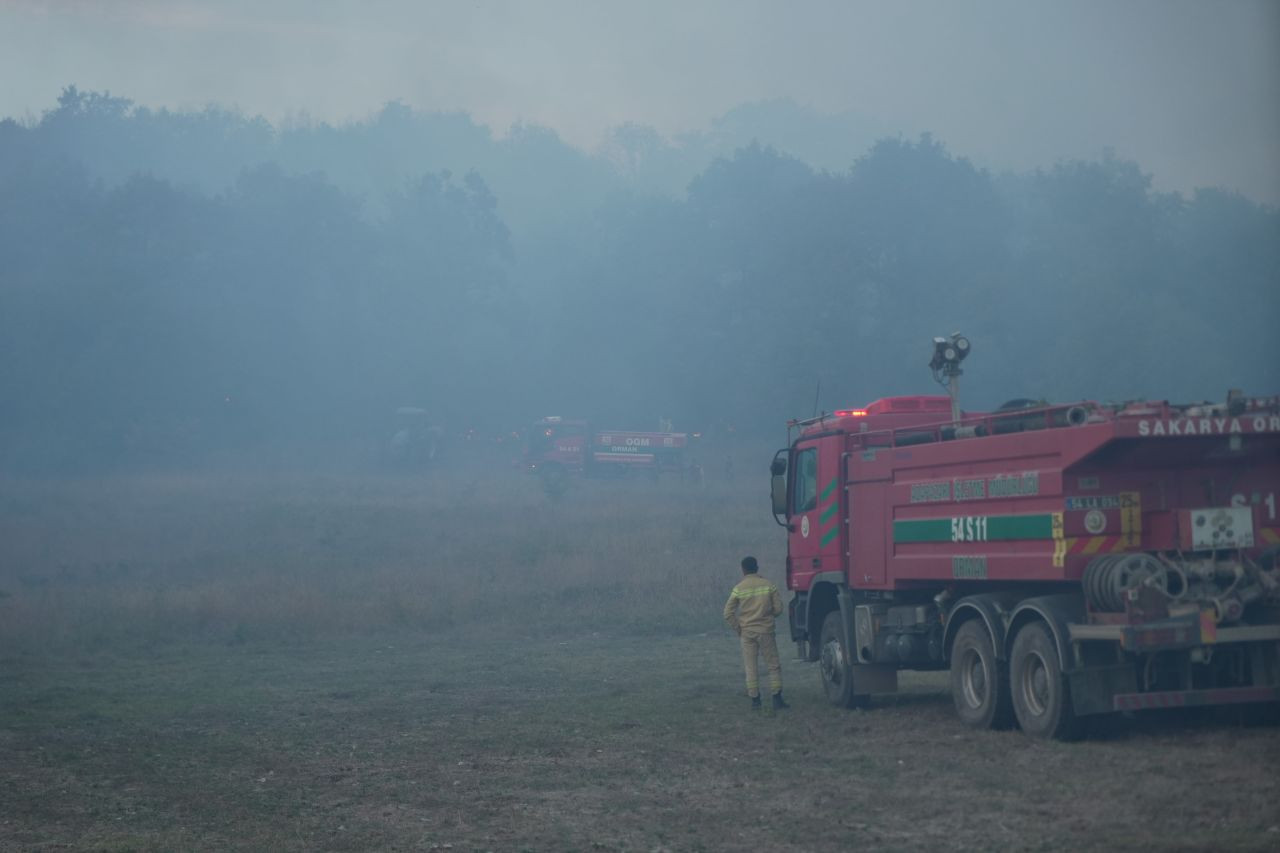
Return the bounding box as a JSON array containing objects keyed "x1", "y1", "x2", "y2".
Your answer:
[
  {"x1": 723, "y1": 591, "x2": 740, "y2": 633},
  {"x1": 771, "y1": 585, "x2": 784, "y2": 618}
]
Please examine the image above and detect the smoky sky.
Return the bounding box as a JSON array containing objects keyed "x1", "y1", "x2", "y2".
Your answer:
[{"x1": 1, "y1": 0, "x2": 1277, "y2": 202}]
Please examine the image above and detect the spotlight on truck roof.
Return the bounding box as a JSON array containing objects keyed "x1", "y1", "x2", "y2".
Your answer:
[
  {"x1": 930, "y1": 332, "x2": 970, "y2": 423},
  {"x1": 930, "y1": 333, "x2": 971, "y2": 373}
]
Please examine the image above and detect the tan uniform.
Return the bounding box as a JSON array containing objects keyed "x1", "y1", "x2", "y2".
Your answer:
[{"x1": 723, "y1": 574, "x2": 784, "y2": 698}]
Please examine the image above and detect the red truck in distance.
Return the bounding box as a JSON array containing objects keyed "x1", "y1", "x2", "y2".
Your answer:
[
  {"x1": 771, "y1": 388, "x2": 1280, "y2": 738},
  {"x1": 525, "y1": 417, "x2": 689, "y2": 492}
]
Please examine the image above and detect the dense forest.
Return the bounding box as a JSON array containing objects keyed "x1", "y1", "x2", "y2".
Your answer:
[{"x1": 1, "y1": 87, "x2": 1277, "y2": 470}]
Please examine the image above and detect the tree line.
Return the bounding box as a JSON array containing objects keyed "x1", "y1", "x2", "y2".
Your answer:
[{"x1": 1, "y1": 88, "x2": 1276, "y2": 470}]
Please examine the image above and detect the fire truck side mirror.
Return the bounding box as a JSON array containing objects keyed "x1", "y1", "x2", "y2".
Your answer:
[
  {"x1": 771, "y1": 473, "x2": 788, "y2": 517},
  {"x1": 770, "y1": 451, "x2": 789, "y2": 522}
]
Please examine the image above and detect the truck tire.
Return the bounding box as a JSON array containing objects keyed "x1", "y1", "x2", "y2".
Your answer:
[
  {"x1": 819, "y1": 611, "x2": 867, "y2": 709},
  {"x1": 1010, "y1": 621, "x2": 1081, "y2": 740},
  {"x1": 949, "y1": 619, "x2": 1014, "y2": 729}
]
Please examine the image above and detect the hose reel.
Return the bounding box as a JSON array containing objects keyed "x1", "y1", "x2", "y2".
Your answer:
[{"x1": 1082, "y1": 553, "x2": 1183, "y2": 612}]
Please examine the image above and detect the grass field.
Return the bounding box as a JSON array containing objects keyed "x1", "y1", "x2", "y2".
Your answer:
[{"x1": 2, "y1": 467, "x2": 1279, "y2": 851}]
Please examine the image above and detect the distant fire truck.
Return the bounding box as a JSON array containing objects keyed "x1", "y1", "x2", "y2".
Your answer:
[
  {"x1": 524, "y1": 417, "x2": 689, "y2": 492},
  {"x1": 771, "y1": 334, "x2": 1280, "y2": 738}
]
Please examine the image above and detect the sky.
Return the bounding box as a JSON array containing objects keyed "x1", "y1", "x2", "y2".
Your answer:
[{"x1": 1, "y1": 0, "x2": 1277, "y2": 202}]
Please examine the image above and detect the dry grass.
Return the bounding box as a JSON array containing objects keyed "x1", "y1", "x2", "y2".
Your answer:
[
  {"x1": 3, "y1": 632, "x2": 1279, "y2": 852},
  {"x1": 0, "y1": 464, "x2": 780, "y2": 650},
  {"x1": 2, "y1": 467, "x2": 1279, "y2": 851}
]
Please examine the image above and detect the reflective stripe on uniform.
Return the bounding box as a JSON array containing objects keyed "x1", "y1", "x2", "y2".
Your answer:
[{"x1": 732, "y1": 586, "x2": 777, "y2": 599}]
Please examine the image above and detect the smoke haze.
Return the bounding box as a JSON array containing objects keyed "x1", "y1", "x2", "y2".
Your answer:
[
  {"x1": 2, "y1": 0, "x2": 1277, "y2": 201},
  {"x1": 0, "y1": 0, "x2": 1276, "y2": 472}
]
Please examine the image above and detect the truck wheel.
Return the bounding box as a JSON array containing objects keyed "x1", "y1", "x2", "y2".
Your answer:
[
  {"x1": 1010, "y1": 621, "x2": 1081, "y2": 740},
  {"x1": 949, "y1": 620, "x2": 1014, "y2": 729},
  {"x1": 819, "y1": 611, "x2": 867, "y2": 708}
]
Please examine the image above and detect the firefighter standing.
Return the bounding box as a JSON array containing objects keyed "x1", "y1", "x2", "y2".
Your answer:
[{"x1": 723, "y1": 556, "x2": 789, "y2": 710}]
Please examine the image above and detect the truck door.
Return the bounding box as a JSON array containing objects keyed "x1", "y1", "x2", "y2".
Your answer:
[{"x1": 790, "y1": 437, "x2": 843, "y2": 587}]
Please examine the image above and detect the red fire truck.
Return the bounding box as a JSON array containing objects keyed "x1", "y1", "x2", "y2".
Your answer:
[
  {"x1": 525, "y1": 417, "x2": 689, "y2": 491},
  {"x1": 772, "y1": 345, "x2": 1280, "y2": 738}
]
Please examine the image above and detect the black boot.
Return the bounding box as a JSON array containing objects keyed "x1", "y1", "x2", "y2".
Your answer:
[
  {"x1": 750, "y1": 695, "x2": 762, "y2": 711},
  {"x1": 772, "y1": 692, "x2": 790, "y2": 710}
]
